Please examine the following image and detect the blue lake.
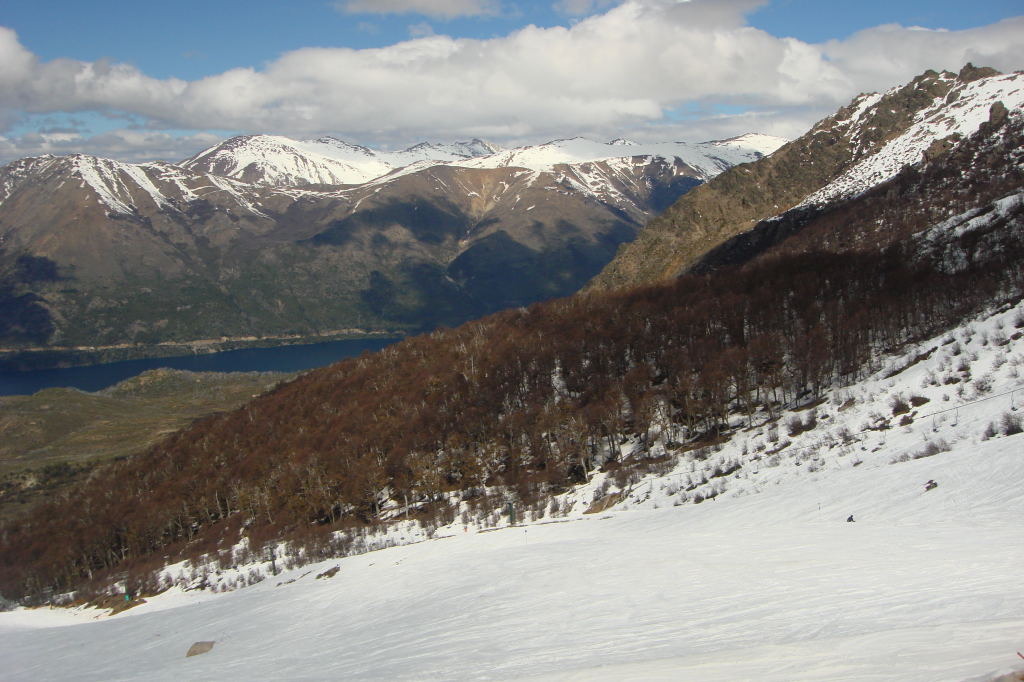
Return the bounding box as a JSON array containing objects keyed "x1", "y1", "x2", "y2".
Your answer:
[{"x1": 0, "y1": 337, "x2": 401, "y2": 396}]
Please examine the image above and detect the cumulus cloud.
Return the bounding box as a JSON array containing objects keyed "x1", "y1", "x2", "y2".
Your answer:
[
  {"x1": 1, "y1": 3, "x2": 1023, "y2": 162},
  {"x1": 336, "y1": 0, "x2": 501, "y2": 19},
  {"x1": 822, "y1": 18, "x2": 1024, "y2": 91}
]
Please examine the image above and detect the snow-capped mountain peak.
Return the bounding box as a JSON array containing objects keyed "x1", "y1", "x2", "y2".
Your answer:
[
  {"x1": 450, "y1": 134, "x2": 786, "y2": 178},
  {"x1": 181, "y1": 135, "x2": 503, "y2": 187},
  {"x1": 181, "y1": 134, "x2": 394, "y2": 187}
]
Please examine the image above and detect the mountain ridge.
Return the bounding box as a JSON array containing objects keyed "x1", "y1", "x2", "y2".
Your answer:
[{"x1": 586, "y1": 65, "x2": 1023, "y2": 292}]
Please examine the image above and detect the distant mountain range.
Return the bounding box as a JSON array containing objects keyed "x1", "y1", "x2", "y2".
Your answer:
[{"x1": 0, "y1": 131, "x2": 783, "y2": 367}]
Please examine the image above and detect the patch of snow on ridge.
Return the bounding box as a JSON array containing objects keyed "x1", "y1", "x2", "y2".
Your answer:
[
  {"x1": 119, "y1": 163, "x2": 173, "y2": 211},
  {"x1": 801, "y1": 71, "x2": 1024, "y2": 208},
  {"x1": 201, "y1": 174, "x2": 268, "y2": 218},
  {"x1": 0, "y1": 155, "x2": 60, "y2": 206},
  {"x1": 71, "y1": 155, "x2": 142, "y2": 215}
]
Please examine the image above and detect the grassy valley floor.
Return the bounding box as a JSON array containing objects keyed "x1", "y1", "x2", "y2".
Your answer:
[{"x1": 0, "y1": 369, "x2": 293, "y2": 520}]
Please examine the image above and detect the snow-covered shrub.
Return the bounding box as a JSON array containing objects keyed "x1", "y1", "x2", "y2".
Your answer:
[
  {"x1": 787, "y1": 416, "x2": 804, "y2": 437},
  {"x1": 915, "y1": 439, "x2": 950, "y2": 459},
  {"x1": 1000, "y1": 412, "x2": 1023, "y2": 436},
  {"x1": 972, "y1": 375, "x2": 993, "y2": 395},
  {"x1": 890, "y1": 394, "x2": 910, "y2": 415}
]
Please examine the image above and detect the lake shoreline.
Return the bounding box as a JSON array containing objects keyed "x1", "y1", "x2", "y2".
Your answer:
[
  {"x1": 0, "y1": 329, "x2": 407, "y2": 372},
  {"x1": 0, "y1": 336, "x2": 403, "y2": 396}
]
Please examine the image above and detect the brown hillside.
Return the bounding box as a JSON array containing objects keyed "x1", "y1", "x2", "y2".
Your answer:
[{"x1": 586, "y1": 68, "x2": 981, "y2": 291}]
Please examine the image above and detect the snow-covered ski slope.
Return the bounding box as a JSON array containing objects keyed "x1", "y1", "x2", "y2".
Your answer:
[{"x1": 2, "y1": 298, "x2": 1024, "y2": 680}]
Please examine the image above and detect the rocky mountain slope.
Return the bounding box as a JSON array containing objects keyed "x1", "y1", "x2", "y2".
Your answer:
[
  {"x1": 587, "y1": 64, "x2": 1024, "y2": 291},
  {"x1": 691, "y1": 84, "x2": 1024, "y2": 273},
  {"x1": 0, "y1": 133, "x2": 780, "y2": 367}
]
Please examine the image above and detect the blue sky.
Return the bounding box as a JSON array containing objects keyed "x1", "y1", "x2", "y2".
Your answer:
[{"x1": 0, "y1": 0, "x2": 1021, "y2": 162}]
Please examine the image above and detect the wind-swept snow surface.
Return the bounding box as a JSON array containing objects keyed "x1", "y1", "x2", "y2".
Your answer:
[{"x1": 2, "y1": 435, "x2": 1022, "y2": 681}]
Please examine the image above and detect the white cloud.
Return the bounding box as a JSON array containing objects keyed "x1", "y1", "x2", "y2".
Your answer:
[
  {"x1": 337, "y1": 0, "x2": 501, "y2": 19},
  {"x1": 1, "y1": 3, "x2": 1023, "y2": 162},
  {"x1": 822, "y1": 18, "x2": 1024, "y2": 93}
]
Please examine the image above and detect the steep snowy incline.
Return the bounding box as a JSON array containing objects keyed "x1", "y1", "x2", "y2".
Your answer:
[{"x1": 801, "y1": 70, "x2": 1024, "y2": 207}]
